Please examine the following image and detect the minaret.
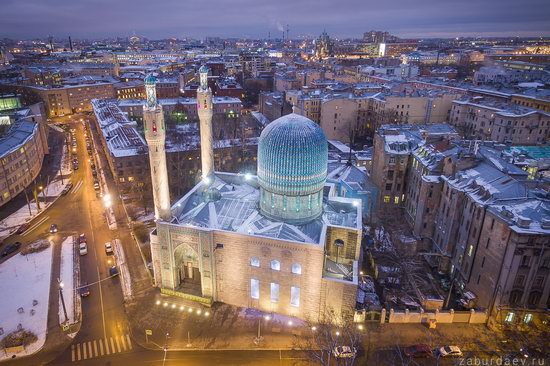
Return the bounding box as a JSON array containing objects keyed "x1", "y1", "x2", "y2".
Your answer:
[
  {"x1": 143, "y1": 74, "x2": 171, "y2": 220},
  {"x1": 197, "y1": 65, "x2": 214, "y2": 180}
]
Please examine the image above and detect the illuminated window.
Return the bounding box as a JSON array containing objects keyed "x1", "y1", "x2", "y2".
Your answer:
[
  {"x1": 291, "y1": 263, "x2": 301, "y2": 275},
  {"x1": 383, "y1": 195, "x2": 390, "y2": 203},
  {"x1": 250, "y1": 256, "x2": 260, "y2": 267},
  {"x1": 394, "y1": 197, "x2": 399, "y2": 204},
  {"x1": 270, "y1": 283, "x2": 279, "y2": 302},
  {"x1": 468, "y1": 245, "x2": 473, "y2": 256},
  {"x1": 128, "y1": 176, "x2": 134, "y2": 182},
  {"x1": 504, "y1": 312, "x2": 514, "y2": 323},
  {"x1": 523, "y1": 313, "x2": 533, "y2": 324},
  {"x1": 290, "y1": 286, "x2": 300, "y2": 307},
  {"x1": 250, "y1": 279, "x2": 259, "y2": 299},
  {"x1": 270, "y1": 260, "x2": 280, "y2": 271}
]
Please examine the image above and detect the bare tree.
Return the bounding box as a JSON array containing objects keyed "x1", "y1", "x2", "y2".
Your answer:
[{"x1": 294, "y1": 309, "x2": 362, "y2": 366}]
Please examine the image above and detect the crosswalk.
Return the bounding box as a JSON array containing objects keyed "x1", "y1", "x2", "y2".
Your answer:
[{"x1": 71, "y1": 334, "x2": 132, "y2": 362}]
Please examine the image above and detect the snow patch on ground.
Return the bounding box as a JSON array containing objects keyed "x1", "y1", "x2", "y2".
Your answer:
[
  {"x1": 113, "y1": 239, "x2": 132, "y2": 301},
  {"x1": 0, "y1": 244, "x2": 53, "y2": 361},
  {"x1": 58, "y1": 236, "x2": 77, "y2": 326}
]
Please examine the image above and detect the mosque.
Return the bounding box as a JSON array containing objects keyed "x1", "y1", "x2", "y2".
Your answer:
[{"x1": 145, "y1": 66, "x2": 362, "y2": 321}]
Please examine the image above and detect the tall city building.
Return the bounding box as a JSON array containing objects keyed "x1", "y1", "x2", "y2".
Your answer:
[
  {"x1": 143, "y1": 74, "x2": 171, "y2": 220},
  {"x1": 197, "y1": 65, "x2": 214, "y2": 179}
]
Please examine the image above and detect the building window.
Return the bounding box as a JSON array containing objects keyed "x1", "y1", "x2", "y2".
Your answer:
[
  {"x1": 250, "y1": 257, "x2": 260, "y2": 267},
  {"x1": 383, "y1": 195, "x2": 390, "y2": 203},
  {"x1": 467, "y1": 245, "x2": 473, "y2": 257},
  {"x1": 270, "y1": 283, "x2": 279, "y2": 302},
  {"x1": 270, "y1": 260, "x2": 280, "y2": 271},
  {"x1": 250, "y1": 279, "x2": 259, "y2": 299},
  {"x1": 521, "y1": 255, "x2": 531, "y2": 267},
  {"x1": 291, "y1": 263, "x2": 301, "y2": 275},
  {"x1": 290, "y1": 286, "x2": 300, "y2": 307},
  {"x1": 504, "y1": 312, "x2": 514, "y2": 323},
  {"x1": 523, "y1": 313, "x2": 533, "y2": 324},
  {"x1": 385, "y1": 183, "x2": 392, "y2": 191},
  {"x1": 394, "y1": 197, "x2": 399, "y2": 204}
]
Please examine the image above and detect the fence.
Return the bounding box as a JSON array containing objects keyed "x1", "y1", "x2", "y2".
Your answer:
[{"x1": 372, "y1": 308, "x2": 488, "y2": 325}]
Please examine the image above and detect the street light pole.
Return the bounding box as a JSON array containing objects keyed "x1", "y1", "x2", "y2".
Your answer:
[
  {"x1": 58, "y1": 278, "x2": 69, "y2": 323},
  {"x1": 162, "y1": 332, "x2": 169, "y2": 366}
]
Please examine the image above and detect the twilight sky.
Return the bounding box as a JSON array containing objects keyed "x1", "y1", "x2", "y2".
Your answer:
[{"x1": 0, "y1": 0, "x2": 549, "y2": 40}]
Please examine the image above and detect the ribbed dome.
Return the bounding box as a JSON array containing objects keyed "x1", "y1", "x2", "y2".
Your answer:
[
  {"x1": 258, "y1": 113, "x2": 328, "y2": 196},
  {"x1": 144, "y1": 73, "x2": 157, "y2": 85}
]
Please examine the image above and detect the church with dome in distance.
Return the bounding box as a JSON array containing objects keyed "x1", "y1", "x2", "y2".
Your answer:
[{"x1": 146, "y1": 66, "x2": 363, "y2": 322}]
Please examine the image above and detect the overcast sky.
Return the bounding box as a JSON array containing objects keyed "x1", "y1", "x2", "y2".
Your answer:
[{"x1": 1, "y1": 0, "x2": 549, "y2": 40}]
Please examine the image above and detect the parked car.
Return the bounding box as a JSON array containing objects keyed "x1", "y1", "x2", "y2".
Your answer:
[
  {"x1": 404, "y1": 344, "x2": 434, "y2": 358},
  {"x1": 79, "y1": 283, "x2": 90, "y2": 297},
  {"x1": 78, "y1": 233, "x2": 87, "y2": 244},
  {"x1": 79, "y1": 242, "x2": 88, "y2": 255},
  {"x1": 1, "y1": 242, "x2": 21, "y2": 257},
  {"x1": 73, "y1": 164, "x2": 79, "y2": 170},
  {"x1": 436, "y1": 345, "x2": 463, "y2": 358},
  {"x1": 61, "y1": 182, "x2": 73, "y2": 195},
  {"x1": 92, "y1": 170, "x2": 97, "y2": 177},
  {"x1": 109, "y1": 265, "x2": 118, "y2": 276},
  {"x1": 49, "y1": 224, "x2": 58, "y2": 233},
  {"x1": 93, "y1": 181, "x2": 100, "y2": 191},
  {"x1": 16, "y1": 222, "x2": 31, "y2": 234},
  {"x1": 333, "y1": 346, "x2": 357, "y2": 359},
  {"x1": 105, "y1": 242, "x2": 113, "y2": 255}
]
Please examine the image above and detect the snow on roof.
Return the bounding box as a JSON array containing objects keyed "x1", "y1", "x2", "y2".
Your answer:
[
  {"x1": 0, "y1": 119, "x2": 38, "y2": 158},
  {"x1": 171, "y1": 172, "x2": 360, "y2": 245}
]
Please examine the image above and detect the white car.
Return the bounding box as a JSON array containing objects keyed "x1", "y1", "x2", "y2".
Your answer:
[
  {"x1": 105, "y1": 242, "x2": 113, "y2": 255},
  {"x1": 333, "y1": 346, "x2": 357, "y2": 358},
  {"x1": 437, "y1": 345, "x2": 463, "y2": 357},
  {"x1": 79, "y1": 242, "x2": 88, "y2": 255}
]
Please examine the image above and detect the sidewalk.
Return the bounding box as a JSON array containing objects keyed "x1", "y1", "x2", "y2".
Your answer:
[
  {"x1": 126, "y1": 289, "x2": 494, "y2": 353},
  {"x1": 0, "y1": 129, "x2": 71, "y2": 241}
]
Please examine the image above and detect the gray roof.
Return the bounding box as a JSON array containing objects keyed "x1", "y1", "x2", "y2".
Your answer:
[
  {"x1": 172, "y1": 172, "x2": 360, "y2": 245},
  {"x1": 0, "y1": 119, "x2": 38, "y2": 158}
]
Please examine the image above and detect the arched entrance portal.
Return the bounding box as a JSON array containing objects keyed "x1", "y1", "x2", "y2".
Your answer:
[{"x1": 173, "y1": 243, "x2": 202, "y2": 296}]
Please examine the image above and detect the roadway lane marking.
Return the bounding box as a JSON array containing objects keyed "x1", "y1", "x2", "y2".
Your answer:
[
  {"x1": 120, "y1": 334, "x2": 127, "y2": 351},
  {"x1": 93, "y1": 340, "x2": 98, "y2": 357},
  {"x1": 22, "y1": 215, "x2": 49, "y2": 236},
  {"x1": 71, "y1": 345, "x2": 75, "y2": 362},
  {"x1": 76, "y1": 343, "x2": 81, "y2": 361},
  {"x1": 126, "y1": 334, "x2": 132, "y2": 350},
  {"x1": 82, "y1": 341, "x2": 87, "y2": 359},
  {"x1": 96, "y1": 265, "x2": 107, "y2": 341},
  {"x1": 88, "y1": 342, "x2": 93, "y2": 359},
  {"x1": 110, "y1": 337, "x2": 116, "y2": 354},
  {"x1": 115, "y1": 336, "x2": 121, "y2": 353},
  {"x1": 72, "y1": 180, "x2": 83, "y2": 194},
  {"x1": 104, "y1": 338, "x2": 110, "y2": 355},
  {"x1": 99, "y1": 339, "x2": 104, "y2": 356}
]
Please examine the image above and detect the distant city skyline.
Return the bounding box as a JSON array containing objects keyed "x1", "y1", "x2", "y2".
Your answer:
[{"x1": 1, "y1": 0, "x2": 549, "y2": 40}]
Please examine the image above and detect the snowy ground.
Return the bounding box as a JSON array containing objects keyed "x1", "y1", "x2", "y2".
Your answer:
[
  {"x1": 58, "y1": 236, "x2": 77, "y2": 327},
  {"x1": 0, "y1": 243, "x2": 53, "y2": 360},
  {"x1": 113, "y1": 239, "x2": 132, "y2": 301},
  {"x1": 0, "y1": 144, "x2": 71, "y2": 241}
]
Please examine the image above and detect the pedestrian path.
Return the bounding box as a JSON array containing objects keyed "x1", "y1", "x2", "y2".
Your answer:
[{"x1": 71, "y1": 334, "x2": 132, "y2": 362}]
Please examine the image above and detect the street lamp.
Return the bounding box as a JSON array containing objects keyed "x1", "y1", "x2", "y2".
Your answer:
[
  {"x1": 162, "y1": 332, "x2": 170, "y2": 366},
  {"x1": 58, "y1": 278, "x2": 69, "y2": 324},
  {"x1": 254, "y1": 314, "x2": 271, "y2": 345}
]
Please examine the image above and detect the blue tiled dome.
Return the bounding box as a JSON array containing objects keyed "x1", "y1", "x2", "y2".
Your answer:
[
  {"x1": 199, "y1": 65, "x2": 209, "y2": 74},
  {"x1": 257, "y1": 113, "x2": 328, "y2": 223},
  {"x1": 144, "y1": 73, "x2": 157, "y2": 85}
]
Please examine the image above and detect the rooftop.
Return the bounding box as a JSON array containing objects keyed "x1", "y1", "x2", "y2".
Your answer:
[{"x1": 170, "y1": 172, "x2": 361, "y2": 245}]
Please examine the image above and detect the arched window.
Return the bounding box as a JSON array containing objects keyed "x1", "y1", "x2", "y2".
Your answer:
[
  {"x1": 291, "y1": 263, "x2": 302, "y2": 275},
  {"x1": 270, "y1": 260, "x2": 280, "y2": 271},
  {"x1": 250, "y1": 256, "x2": 260, "y2": 267}
]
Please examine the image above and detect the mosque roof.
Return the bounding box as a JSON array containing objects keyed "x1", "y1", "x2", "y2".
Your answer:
[{"x1": 170, "y1": 173, "x2": 360, "y2": 245}]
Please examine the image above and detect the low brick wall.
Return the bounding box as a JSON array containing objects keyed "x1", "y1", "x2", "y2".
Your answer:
[{"x1": 378, "y1": 308, "x2": 488, "y2": 325}]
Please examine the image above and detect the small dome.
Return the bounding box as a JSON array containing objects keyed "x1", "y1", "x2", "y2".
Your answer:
[
  {"x1": 257, "y1": 113, "x2": 328, "y2": 223},
  {"x1": 199, "y1": 65, "x2": 209, "y2": 74},
  {"x1": 144, "y1": 73, "x2": 157, "y2": 85}
]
